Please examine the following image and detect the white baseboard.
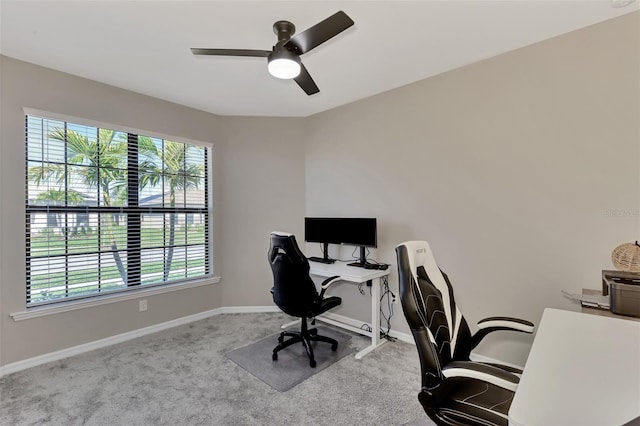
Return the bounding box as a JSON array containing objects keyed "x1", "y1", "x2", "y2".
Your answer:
[
  {"x1": 0, "y1": 307, "x2": 224, "y2": 378},
  {"x1": 219, "y1": 305, "x2": 280, "y2": 314},
  {"x1": 321, "y1": 311, "x2": 414, "y2": 344},
  {"x1": 0, "y1": 305, "x2": 510, "y2": 378},
  {"x1": 0, "y1": 306, "x2": 281, "y2": 377},
  {"x1": 387, "y1": 329, "x2": 414, "y2": 344}
]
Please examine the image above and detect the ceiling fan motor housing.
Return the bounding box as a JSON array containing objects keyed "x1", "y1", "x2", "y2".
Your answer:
[{"x1": 273, "y1": 20, "x2": 296, "y2": 42}]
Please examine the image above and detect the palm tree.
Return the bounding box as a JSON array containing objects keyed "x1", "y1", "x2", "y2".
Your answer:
[
  {"x1": 35, "y1": 188, "x2": 86, "y2": 205},
  {"x1": 138, "y1": 138, "x2": 203, "y2": 281},
  {"x1": 28, "y1": 128, "x2": 129, "y2": 284},
  {"x1": 34, "y1": 189, "x2": 86, "y2": 235}
]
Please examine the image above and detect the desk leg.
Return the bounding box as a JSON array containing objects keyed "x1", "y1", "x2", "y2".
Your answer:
[{"x1": 355, "y1": 277, "x2": 386, "y2": 359}]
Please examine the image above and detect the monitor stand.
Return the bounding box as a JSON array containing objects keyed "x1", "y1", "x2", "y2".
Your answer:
[
  {"x1": 310, "y1": 257, "x2": 335, "y2": 264},
  {"x1": 348, "y1": 246, "x2": 368, "y2": 268},
  {"x1": 308, "y1": 243, "x2": 335, "y2": 264}
]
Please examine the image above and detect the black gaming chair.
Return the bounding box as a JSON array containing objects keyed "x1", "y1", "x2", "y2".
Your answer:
[
  {"x1": 396, "y1": 240, "x2": 535, "y2": 426},
  {"x1": 268, "y1": 232, "x2": 342, "y2": 368}
]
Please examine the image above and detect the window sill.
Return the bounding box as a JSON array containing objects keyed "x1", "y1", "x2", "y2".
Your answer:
[{"x1": 10, "y1": 276, "x2": 221, "y2": 321}]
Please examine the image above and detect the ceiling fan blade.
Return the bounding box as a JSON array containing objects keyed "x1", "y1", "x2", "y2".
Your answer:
[
  {"x1": 191, "y1": 48, "x2": 270, "y2": 57},
  {"x1": 294, "y1": 63, "x2": 319, "y2": 96},
  {"x1": 284, "y1": 11, "x2": 354, "y2": 55}
]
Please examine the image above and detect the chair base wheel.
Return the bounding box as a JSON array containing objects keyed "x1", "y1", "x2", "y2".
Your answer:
[{"x1": 271, "y1": 317, "x2": 338, "y2": 368}]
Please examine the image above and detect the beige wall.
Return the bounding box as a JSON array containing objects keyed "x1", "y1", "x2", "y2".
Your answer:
[
  {"x1": 1, "y1": 12, "x2": 638, "y2": 368},
  {"x1": 305, "y1": 13, "x2": 640, "y2": 366},
  {"x1": 0, "y1": 57, "x2": 305, "y2": 365},
  {"x1": 218, "y1": 116, "x2": 306, "y2": 307}
]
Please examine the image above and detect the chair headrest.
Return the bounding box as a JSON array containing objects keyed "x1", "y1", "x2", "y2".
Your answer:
[
  {"x1": 396, "y1": 241, "x2": 441, "y2": 280},
  {"x1": 396, "y1": 240, "x2": 457, "y2": 356},
  {"x1": 271, "y1": 231, "x2": 293, "y2": 237},
  {"x1": 269, "y1": 231, "x2": 307, "y2": 264}
]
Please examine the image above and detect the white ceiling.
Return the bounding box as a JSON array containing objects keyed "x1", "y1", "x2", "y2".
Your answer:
[{"x1": 1, "y1": 1, "x2": 638, "y2": 117}]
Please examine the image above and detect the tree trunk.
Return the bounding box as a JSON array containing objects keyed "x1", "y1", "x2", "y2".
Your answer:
[
  {"x1": 163, "y1": 212, "x2": 176, "y2": 281},
  {"x1": 102, "y1": 192, "x2": 127, "y2": 285},
  {"x1": 111, "y1": 242, "x2": 127, "y2": 285}
]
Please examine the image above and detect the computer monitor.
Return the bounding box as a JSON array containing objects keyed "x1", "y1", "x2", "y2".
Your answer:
[{"x1": 305, "y1": 217, "x2": 377, "y2": 266}]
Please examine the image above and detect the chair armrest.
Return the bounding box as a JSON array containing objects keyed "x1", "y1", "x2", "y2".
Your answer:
[
  {"x1": 478, "y1": 316, "x2": 534, "y2": 332},
  {"x1": 319, "y1": 276, "x2": 341, "y2": 298},
  {"x1": 442, "y1": 361, "x2": 519, "y2": 392},
  {"x1": 471, "y1": 316, "x2": 535, "y2": 349}
]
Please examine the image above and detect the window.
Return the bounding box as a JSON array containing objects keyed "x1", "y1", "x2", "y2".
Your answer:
[{"x1": 25, "y1": 114, "x2": 212, "y2": 306}]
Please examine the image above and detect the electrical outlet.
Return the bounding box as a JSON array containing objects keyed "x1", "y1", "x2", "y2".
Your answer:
[{"x1": 139, "y1": 299, "x2": 148, "y2": 312}]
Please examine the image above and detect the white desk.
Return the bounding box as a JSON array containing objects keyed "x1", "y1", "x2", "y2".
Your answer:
[
  {"x1": 509, "y1": 308, "x2": 640, "y2": 426},
  {"x1": 283, "y1": 262, "x2": 391, "y2": 359}
]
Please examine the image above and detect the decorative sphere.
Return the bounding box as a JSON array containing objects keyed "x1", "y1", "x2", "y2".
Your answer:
[{"x1": 611, "y1": 242, "x2": 640, "y2": 272}]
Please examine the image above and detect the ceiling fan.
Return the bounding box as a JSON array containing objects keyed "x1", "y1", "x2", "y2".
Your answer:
[{"x1": 191, "y1": 11, "x2": 354, "y2": 96}]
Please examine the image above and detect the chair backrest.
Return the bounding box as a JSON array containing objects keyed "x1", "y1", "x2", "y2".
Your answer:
[
  {"x1": 395, "y1": 241, "x2": 473, "y2": 386},
  {"x1": 268, "y1": 232, "x2": 319, "y2": 318}
]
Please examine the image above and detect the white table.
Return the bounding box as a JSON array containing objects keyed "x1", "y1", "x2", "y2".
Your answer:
[
  {"x1": 508, "y1": 308, "x2": 640, "y2": 426},
  {"x1": 282, "y1": 262, "x2": 391, "y2": 359}
]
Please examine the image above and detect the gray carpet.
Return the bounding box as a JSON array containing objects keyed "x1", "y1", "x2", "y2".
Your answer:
[
  {"x1": 226, "y1": 326, "x2": 353, "y2": 392},
  {"x1": 0, "y1": 312, "x2": 433, "y2": 425}
]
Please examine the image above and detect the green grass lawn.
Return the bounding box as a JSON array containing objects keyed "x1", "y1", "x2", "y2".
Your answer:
[
  {"x1": 30, "y1": 224, "x2": 206, "y2": 256},
  {"x1": 30, "y1": 257, "x2": 207, "y2": 303},
  {"x1": 28, "y1": 224, "x2": 208, "y2": 303}
]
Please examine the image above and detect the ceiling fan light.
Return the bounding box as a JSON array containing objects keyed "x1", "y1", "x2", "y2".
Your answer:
[{"x1": 267, "y1": 52, "x2": 301, "y2": 79}]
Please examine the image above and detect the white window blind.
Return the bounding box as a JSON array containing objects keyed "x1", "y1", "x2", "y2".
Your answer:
[{"x1": 25, "y1": 114, "x2": 212, "y2": 307}]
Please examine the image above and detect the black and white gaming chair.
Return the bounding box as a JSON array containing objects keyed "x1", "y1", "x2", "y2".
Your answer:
[{"x1": 396, "y1": 241, "x2": 534, "y2": 426}]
